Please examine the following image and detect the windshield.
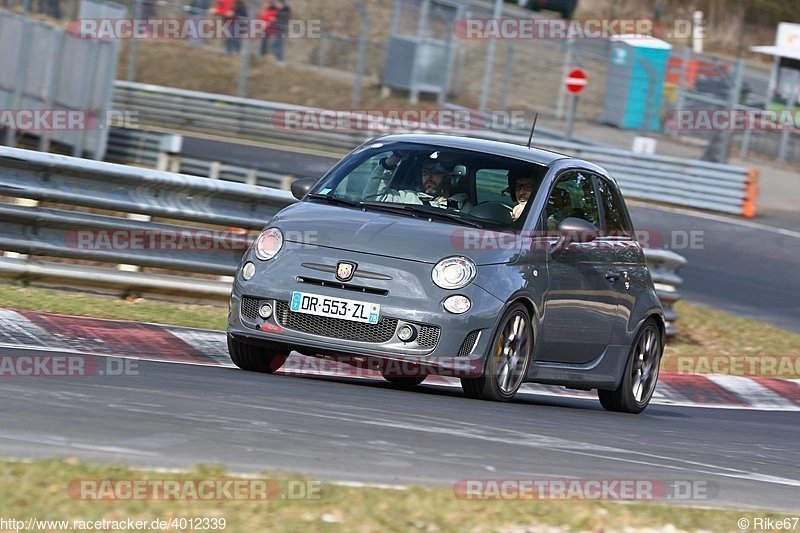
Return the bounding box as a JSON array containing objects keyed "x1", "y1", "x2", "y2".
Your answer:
[{"x1": 309, "y1": 142, "x2": 548, "y2": 228}]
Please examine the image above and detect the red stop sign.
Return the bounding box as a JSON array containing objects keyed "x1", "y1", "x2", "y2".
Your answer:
[{"x1": 565, "y1": 68, "x2": 588, "y2": 95}]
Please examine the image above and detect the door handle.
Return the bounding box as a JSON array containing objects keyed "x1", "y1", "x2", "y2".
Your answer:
[{"x1": 605, "y1": 270, "x2": 621, "y2": 281}]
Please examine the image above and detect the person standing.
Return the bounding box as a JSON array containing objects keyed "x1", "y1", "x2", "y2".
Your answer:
[
  {"x1": 230, "y1": 0, "x2": 248, "y2": 54},
  {"x1": 258, "y1": 2, "x2": 278, "y2": 57},
  {"x1": 271, "y1": 0, "x2": 290, "y2": 64},
  {"x1": 210, "y1": 0, "x2": 236, "y2": 54}
]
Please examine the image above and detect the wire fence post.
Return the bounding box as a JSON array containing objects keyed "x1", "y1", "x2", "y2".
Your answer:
[
  {"x1": 718, "y1": 57, "x2": 745, "y2": 163},
  {"x1": 670, "y1": 46, "x2": 690, "y2": 140},
  {"x1": 555, "y1": 35, "x2": 574, "y2": 120},
  {"x1": 126, "y1": 0, "x2": 141, "y2": 81},
  {"x1": 351, "y1": 0, "x2": 369, "y2": 108},
  {"x1": 778, "y1": 82, "x2": 799, "y2": 161},
  {"x1": 478, "y1": 0, "x2": 503, "y2": 113},
  {"x1": 498, "y1": 39, "x2": 514, "y2": 112},
  {"x1": 409, "y1": 0, "x2": 431, "y2": 104},
  {"x1": 4, "y1": 18, "x2": 32, "y2": 148},
  {"x1": 237, "y1": 32, "x2": 252, "y2": 97}
]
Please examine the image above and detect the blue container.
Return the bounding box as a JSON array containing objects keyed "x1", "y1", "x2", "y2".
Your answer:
[{"x1": 599, "y1": 35, "x2": 672, "y2": 131}]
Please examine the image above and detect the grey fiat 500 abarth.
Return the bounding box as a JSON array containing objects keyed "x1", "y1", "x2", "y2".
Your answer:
[{"x1": 227, "y1": 134, "x2": 665, "y2": 413}]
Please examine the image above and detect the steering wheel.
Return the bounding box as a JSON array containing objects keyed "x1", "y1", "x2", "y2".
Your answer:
[
  {"x1": 475, "y1": 201, "x2": 513, "y2": 212},
  {"x1": 470, "y1": 201, "x2": 514, "y2": 224}
]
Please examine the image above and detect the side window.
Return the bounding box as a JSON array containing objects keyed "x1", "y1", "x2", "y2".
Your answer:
[
  {"x1": 545, "y1": 172, "x2": 600, "y2": 233},
  {"x1": 596, "y1": 178, "x2": 631, "y2": 237},
  {"x1": 475, "y1": 169, "x2": 513, "y2": 206}
]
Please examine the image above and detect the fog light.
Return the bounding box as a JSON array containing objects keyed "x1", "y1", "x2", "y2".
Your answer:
[
  {"x1": 397, "y1": 324, "x2": 417, "y2": 342},
  {"x1": 443, "y1": 295, "x2": 471, "y2": 314},
  {"x1": 242, "y1": 261, "x2": 256, "y2": 280},
  {"x1": 258, "y1": 303, "x2": 273, "y2": 319}
]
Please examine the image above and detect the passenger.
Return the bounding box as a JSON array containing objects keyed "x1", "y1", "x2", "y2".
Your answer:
[{"x1": 509, "y1": 171, "x2": 536, "y2": 221}]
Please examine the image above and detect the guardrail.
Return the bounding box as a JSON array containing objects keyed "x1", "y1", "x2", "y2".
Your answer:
[
  {"x1": 0, "y1": 145, "x2": 685, "y2": 334},
  {"x1": 643, "y1": 249, "x2": 687, "y2": 337},
  {"x1": 110, "y1": 81, "x2": 760, "y2": 218},
  {"x1": 106, "y1": 127, "x2": 294, "y2": 190}
]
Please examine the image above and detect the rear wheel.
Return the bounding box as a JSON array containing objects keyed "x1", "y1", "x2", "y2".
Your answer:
[
  {"x1": 227, "y1": 336, "x2": 288, "y2": 373},
  {"x1": 598, "y1": 319, "x2": 662, "y2": 414},
  {"x1": 461, "y1": 303, "x2": 533, "y2": 402}
]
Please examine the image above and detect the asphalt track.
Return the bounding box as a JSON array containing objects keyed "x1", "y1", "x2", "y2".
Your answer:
[
  {"x1": 182, "y1": 135, "x2": 800, "y2": 334},
  {"x1": 2, "y1": 137, "x2": 797, "y2": 514},
  {"x1": 1, "y1": 346, "x2": 798, "y2": 511}
]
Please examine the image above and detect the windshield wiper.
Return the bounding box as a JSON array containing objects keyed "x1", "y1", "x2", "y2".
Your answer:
[
  {"x1": 358, "y1": 201, "x2": 420, "y2": 218},
  {"x1": 309, "y1": 194, "x2": 482, "y2": 228},
  {"x1": 307, "y1": 193, "x2": 360, "y2": 207},
  {"x1": 400, "y1": 205, "x2": 484, "y2": 228}
]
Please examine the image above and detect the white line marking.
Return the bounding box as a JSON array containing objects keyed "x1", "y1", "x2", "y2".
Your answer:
[
  {"x1": 2, "y1": 342, "x2": 798, "y2": 412},
  {"x1": 627, "y1": 200, "x2": 800, "y2": 238}
]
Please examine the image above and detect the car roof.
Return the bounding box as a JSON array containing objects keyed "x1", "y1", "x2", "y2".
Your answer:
[{"x1": 369, "y1": 133, "x2": 570, "y2": 166}]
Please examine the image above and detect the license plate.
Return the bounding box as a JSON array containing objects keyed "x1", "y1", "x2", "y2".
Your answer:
[{"x1": 290, "y1": 291, "x2": 380, "y2": 324}]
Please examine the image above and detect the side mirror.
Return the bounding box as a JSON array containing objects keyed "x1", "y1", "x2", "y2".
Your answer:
[
  {"x1": 551, "y1": 217, "x2": 598, "y2": 259},
  {"x1": 290, "y1": 177, "x2": 318, "y2": 200}
]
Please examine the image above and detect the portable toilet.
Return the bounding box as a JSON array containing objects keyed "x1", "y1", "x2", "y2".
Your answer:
[{"x1": 599, "y1": 34, "x2": 672, "y2": 131}]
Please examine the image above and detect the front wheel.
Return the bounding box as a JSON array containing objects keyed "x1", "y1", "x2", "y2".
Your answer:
[
  {"x1": 598, "y1": 319, "x2": 662, "y2": 414},
  {"x1": 227, "y1": 336, "x2": 288, "y2": 373},
  {"x1": 461, "y1": 303, "x2": 533, "y2": 402}
]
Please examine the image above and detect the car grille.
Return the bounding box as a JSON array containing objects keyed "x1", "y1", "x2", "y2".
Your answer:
[
  {"x1": 417, "y1": 324, "x2": 441, "y2": 348},
  {"x1": 241, "y1": 296, "x2": 261, "y2": 320},
  {"x1": 458, "y1": 330, "x2": 480, "y2": 356},
  {"x1": 273, "y1": 301, "x2": 441, "y2": 348},
  {"x1": 275, "y1": 301, "x2": 398, "y2": 343}
]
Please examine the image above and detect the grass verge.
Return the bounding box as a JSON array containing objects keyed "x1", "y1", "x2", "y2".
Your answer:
[
  {"x1": 0, "y1": 458, "x2": 786, "y2": 532},
  {"x1": 1, "y1": 282, "x2": 798, "y2": 377}
]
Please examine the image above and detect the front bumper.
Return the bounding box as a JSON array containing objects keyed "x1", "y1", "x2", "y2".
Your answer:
[{"x1": 227, "y1": 242, "x2": 503, "y2": 374}]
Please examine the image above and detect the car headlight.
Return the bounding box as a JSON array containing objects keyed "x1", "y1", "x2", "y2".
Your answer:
[
  {"x1": 254, "y1": 228, "x2": 283, "y2": 260},
  {"x1": 432, "y1": 256, "x2": 476, "y2": 290}
]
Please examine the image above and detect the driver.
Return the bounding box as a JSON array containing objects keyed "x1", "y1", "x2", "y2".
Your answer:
[{"x1": 374, "y1": 157, "x2": 473, "y2": 213}]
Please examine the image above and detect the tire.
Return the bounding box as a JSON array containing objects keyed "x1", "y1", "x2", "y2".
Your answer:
[
  {"x1": 227, "y1": 335, "x2": 288, "y2": 374},
  {"x1": 598, "y1": 319, "x2": 662, "y2": 414},
  {"x1": 460, "y1": 303, "x2": 533, "y2": 402},
  {"x1": 383, "y1": 375, "x2": 426, "y2": 388}
]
